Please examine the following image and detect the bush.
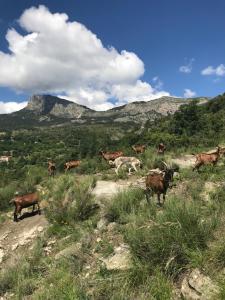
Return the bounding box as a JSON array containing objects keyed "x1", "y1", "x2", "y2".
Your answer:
[
  {"x1": 33, "y1": 269, "x2": 87, "y2": 300},
  {"x1": 45, "y1": 175, "x2": 98, "y2": 225},
  {"x1": 106, "y1": 188, "x2": 144, "y2": 223},
  {"x1": 0, "y1": 183, "x2": 17, "y2": 211},
  {"x1": 124, "y1": 198, "x2": 218, "y2": 277},
  {"x1": 0, "y1": 239, "x2": 47, "y2": 297},
  {"x1": 77, "y1": 157, "x2": 109, "y2": 174},
  {"x1": 19, "y1": 165, "x2": 47, "y2": 194}
]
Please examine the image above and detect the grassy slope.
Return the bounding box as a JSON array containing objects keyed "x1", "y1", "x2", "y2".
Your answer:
[{"x1": 1, "y1": 93, "x2": 225, "y2": 299}]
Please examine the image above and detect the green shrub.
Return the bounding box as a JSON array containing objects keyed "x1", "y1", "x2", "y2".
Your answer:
[
  {"x1": 0, "y1": 239, "x2": 47, "y2": 297},
  {"x1": 32, "y1": 269, "x2": 87, "y2": 300},
  {"x1": 0, "y1": 183, "x2": 17, "y2": 211},
  {"x1": 77, "y1": 158, "x2": 109, "y2": 174},
  {"x1": 106, "y1": 188, "x2": 144, "y2": 223},
  {"x1": 45, "y1": 175, "x2": 98, "y2": 225},
  {"x1": 124, "y1": 198, "x2": 218, "y2": 277},
  {"x1": 148, "y1": 269, "x2": 173, "y2": 300}
]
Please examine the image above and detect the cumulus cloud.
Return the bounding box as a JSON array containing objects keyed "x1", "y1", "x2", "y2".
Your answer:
[
  {"x1": 0, "y1": 5, "x2": 170, "y2": 111},
  {"x1": 201, "y1": 64, "x2": 225, "y2": 76},
  {"x1": 184, "y1": 89, "x2": 196, "y2": 98},
  {"x1": 179, "y1": 58, "x2": 194, "y2": 74},
  {"x1": 0, "y1": 101, "x2": 27, "y2": 114}
]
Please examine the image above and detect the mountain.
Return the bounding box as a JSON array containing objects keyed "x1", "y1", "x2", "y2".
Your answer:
[
  {"x1": 0, "y1": 94, "x2": 209, "y2": 130},
  {"x1": 25, "y1": 95, "x2": 93, "y2": 118}
]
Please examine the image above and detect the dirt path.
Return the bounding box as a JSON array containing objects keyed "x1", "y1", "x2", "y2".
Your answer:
[
  {"x1": 0, "y1": 212, "x2": 48, "y2": 267},
  {"x1": 92, "y1": 178, "x2": 145, "y2": 199}
]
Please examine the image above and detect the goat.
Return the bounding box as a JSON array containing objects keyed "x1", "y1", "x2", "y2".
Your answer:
[
  {"x1": 109, "y1": 156, "x2": 142, "y2": 175},
  {"x1": 11, "y1": 192, "x2": 41, "y2": 222},
  {"x1": 64, "y1": 160, "x2": 81, "y2": 172},
  {"x1": 145, "y1": 162, "x2": 175, "y2": 206},
  {"x1": 48, "y1": 160, "x2": 56, "y2": 176},
  {"x1": 192, "y1": 146, "x2": 222, "y2": 171},
  {"x1": 99, "y1": 150, "x2": 124, "y2": 161},
  {"x1": 157, "y1": 143, "x2": 166, "y2": 155},
  {"x1": 0, "y1": 155, "x2": 12, "y2": 164},
  {"x1": 132, "y1": 144, "x2": 146, "y2": 154}
]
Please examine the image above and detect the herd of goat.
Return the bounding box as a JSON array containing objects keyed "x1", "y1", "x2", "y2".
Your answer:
[{"x1": 9, "y1": 143, "x2": 225, "y2": 221}]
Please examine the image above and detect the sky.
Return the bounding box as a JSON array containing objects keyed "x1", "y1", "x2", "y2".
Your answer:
[{"x1": 0, "y1": 0, "x2": 224, "y2": 113}]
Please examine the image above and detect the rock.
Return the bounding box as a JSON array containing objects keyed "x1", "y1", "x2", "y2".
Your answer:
[
  {"x1": 11, "y1": 243, "x2": 18, "y2": 251},
  {"x1": 44, "y1": 246, "x2": 52, "y2": 255},
  {"x1": 37, "y1": 226, "x2": 44, "y2": 232},
  {"x1": 0, "y1": 249, "x2": 4, "y2": 263},
  {"x1": 107, "y1": 222, "x2": 117, "y2": 231},
  {"x1": 97, "y1": 218, "x2": 109, "y2": 230},
  {"x1": 96, "y1": 237, "x2": 102, "y2": 243},
  {"x1": 181, "y1": 269, "x2": 219, "y2": 300},
  {"x1": 47, "y1": 239, "x2": 56, "y2": 246},
  {"x1": 100, "y1": 243, "x2": 131, "y2": 271},
  {"x1": 55, "y1": 243, "x2": 82, "y2": 260},
  {"x1": 0, "y1": 232, "x2": 10, "y2": 241}
]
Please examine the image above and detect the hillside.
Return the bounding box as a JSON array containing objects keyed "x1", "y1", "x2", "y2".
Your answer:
[
  {"x1": 141, "y1": 92, "x2": 225, "y2": 149},
  {"x1": 1, "y1": 93, "x2": 225, "y2": 299},
  {"x1": 0, "y1": 94, "x2": 209, "y2": 130}
]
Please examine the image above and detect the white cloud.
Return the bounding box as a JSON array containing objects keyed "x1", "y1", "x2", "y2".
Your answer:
[
  {"x1": 201, "y1": 64, "x2": 225, "y2": 76},
  {"x1": 0, "y1": 101, "x2": 27, "y2": 114},
  {"x1": 0, "y1": 5, "x2": 170, "y2": 111},
  {"x1": 179, "y1": 58, "x2": 194, "y2": 74},
  {"x1": 184, "y1": 89, "x2": 196, "y2": 98}
]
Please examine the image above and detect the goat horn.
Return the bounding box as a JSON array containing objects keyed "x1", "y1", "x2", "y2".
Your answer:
[{"x1": 161, "y1": 161, "x2": 168, "y2": 169}]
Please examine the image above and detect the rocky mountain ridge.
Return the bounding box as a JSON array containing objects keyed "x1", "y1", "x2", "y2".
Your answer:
[{"x1": 0, "y1": 94, "x2": 209, "y2": 129}]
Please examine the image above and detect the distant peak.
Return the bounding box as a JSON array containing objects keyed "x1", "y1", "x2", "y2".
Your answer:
[{"x1": 25, "y1": 94, "x2": 92, "y2": 117}]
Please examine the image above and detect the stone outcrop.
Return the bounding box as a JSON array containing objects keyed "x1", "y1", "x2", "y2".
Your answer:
[{"x1": 181, "y1": 269, "x2": 219, "y2": 300}]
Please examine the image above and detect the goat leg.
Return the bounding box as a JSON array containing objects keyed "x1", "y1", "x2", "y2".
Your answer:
[
  {"x1": 162, "y1": 193, "x2": 166, "y2": 205},
  {"x1": 37, "y1": 202, "x2": 41, "y2": 215},
  {"x1": 145, "y1": 188, "x2": 151, "y2": 204},
  {"x1": 157, "y1": 193, "x2": 161, "y2": 206}
]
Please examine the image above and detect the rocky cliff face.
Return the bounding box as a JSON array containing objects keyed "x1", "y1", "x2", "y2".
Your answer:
[{"x1": 25, "y1": 95, "x2": 92, "y2": 119}]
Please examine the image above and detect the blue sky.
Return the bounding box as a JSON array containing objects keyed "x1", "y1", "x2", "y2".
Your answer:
[{"x1": 0, "y1": 0, "x2": 224, "y2": 112}]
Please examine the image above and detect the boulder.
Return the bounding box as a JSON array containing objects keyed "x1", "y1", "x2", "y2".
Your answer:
[
  {"x1": 181, "y1": 269, "x2": 219, "y2": 300},
  {"x1": 100, "y1": 243, "x2": 131, "y2": 270},
  {"x1": 97, "y1": 218, "x2": 109, "y2": 230}
]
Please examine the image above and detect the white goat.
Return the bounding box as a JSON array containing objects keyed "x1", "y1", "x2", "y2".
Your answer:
[{"x1": 109, "y1": 156, "x2": 142, "y2": 175}]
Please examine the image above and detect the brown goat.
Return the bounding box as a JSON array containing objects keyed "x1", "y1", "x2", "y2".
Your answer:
[
  {"x1": 132, "y1": 144, "x2": 146, "y2": 154},
  {"x1": 48, "y1": 160, "x2": 56, "y2": 176},
  {"x1": 157, "y1": 143, "x2": 166, "y2": 155},
  {"x1": 145, "y1": 162, "x2": 175, "y2": 206},
  {"x1": 64, "y1": 160, "x2": 81, "y2": 172},
  {"x1": 192, "y1": 146, "x2": 222, "y2": 171},
  {"x1": 99, "y1": 150, "x2": 123, "y2": 161},
  {"x1": 11, "y1": 192, "x2": 40, "y2": 222}
]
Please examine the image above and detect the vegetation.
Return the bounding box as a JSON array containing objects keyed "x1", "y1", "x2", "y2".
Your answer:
[
  {"x1": 1, "y1": 93, "x2": 225, "y2": 298},
  {"x1": 45, "y1": 175, "x2": 98, "y2": 225}
]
